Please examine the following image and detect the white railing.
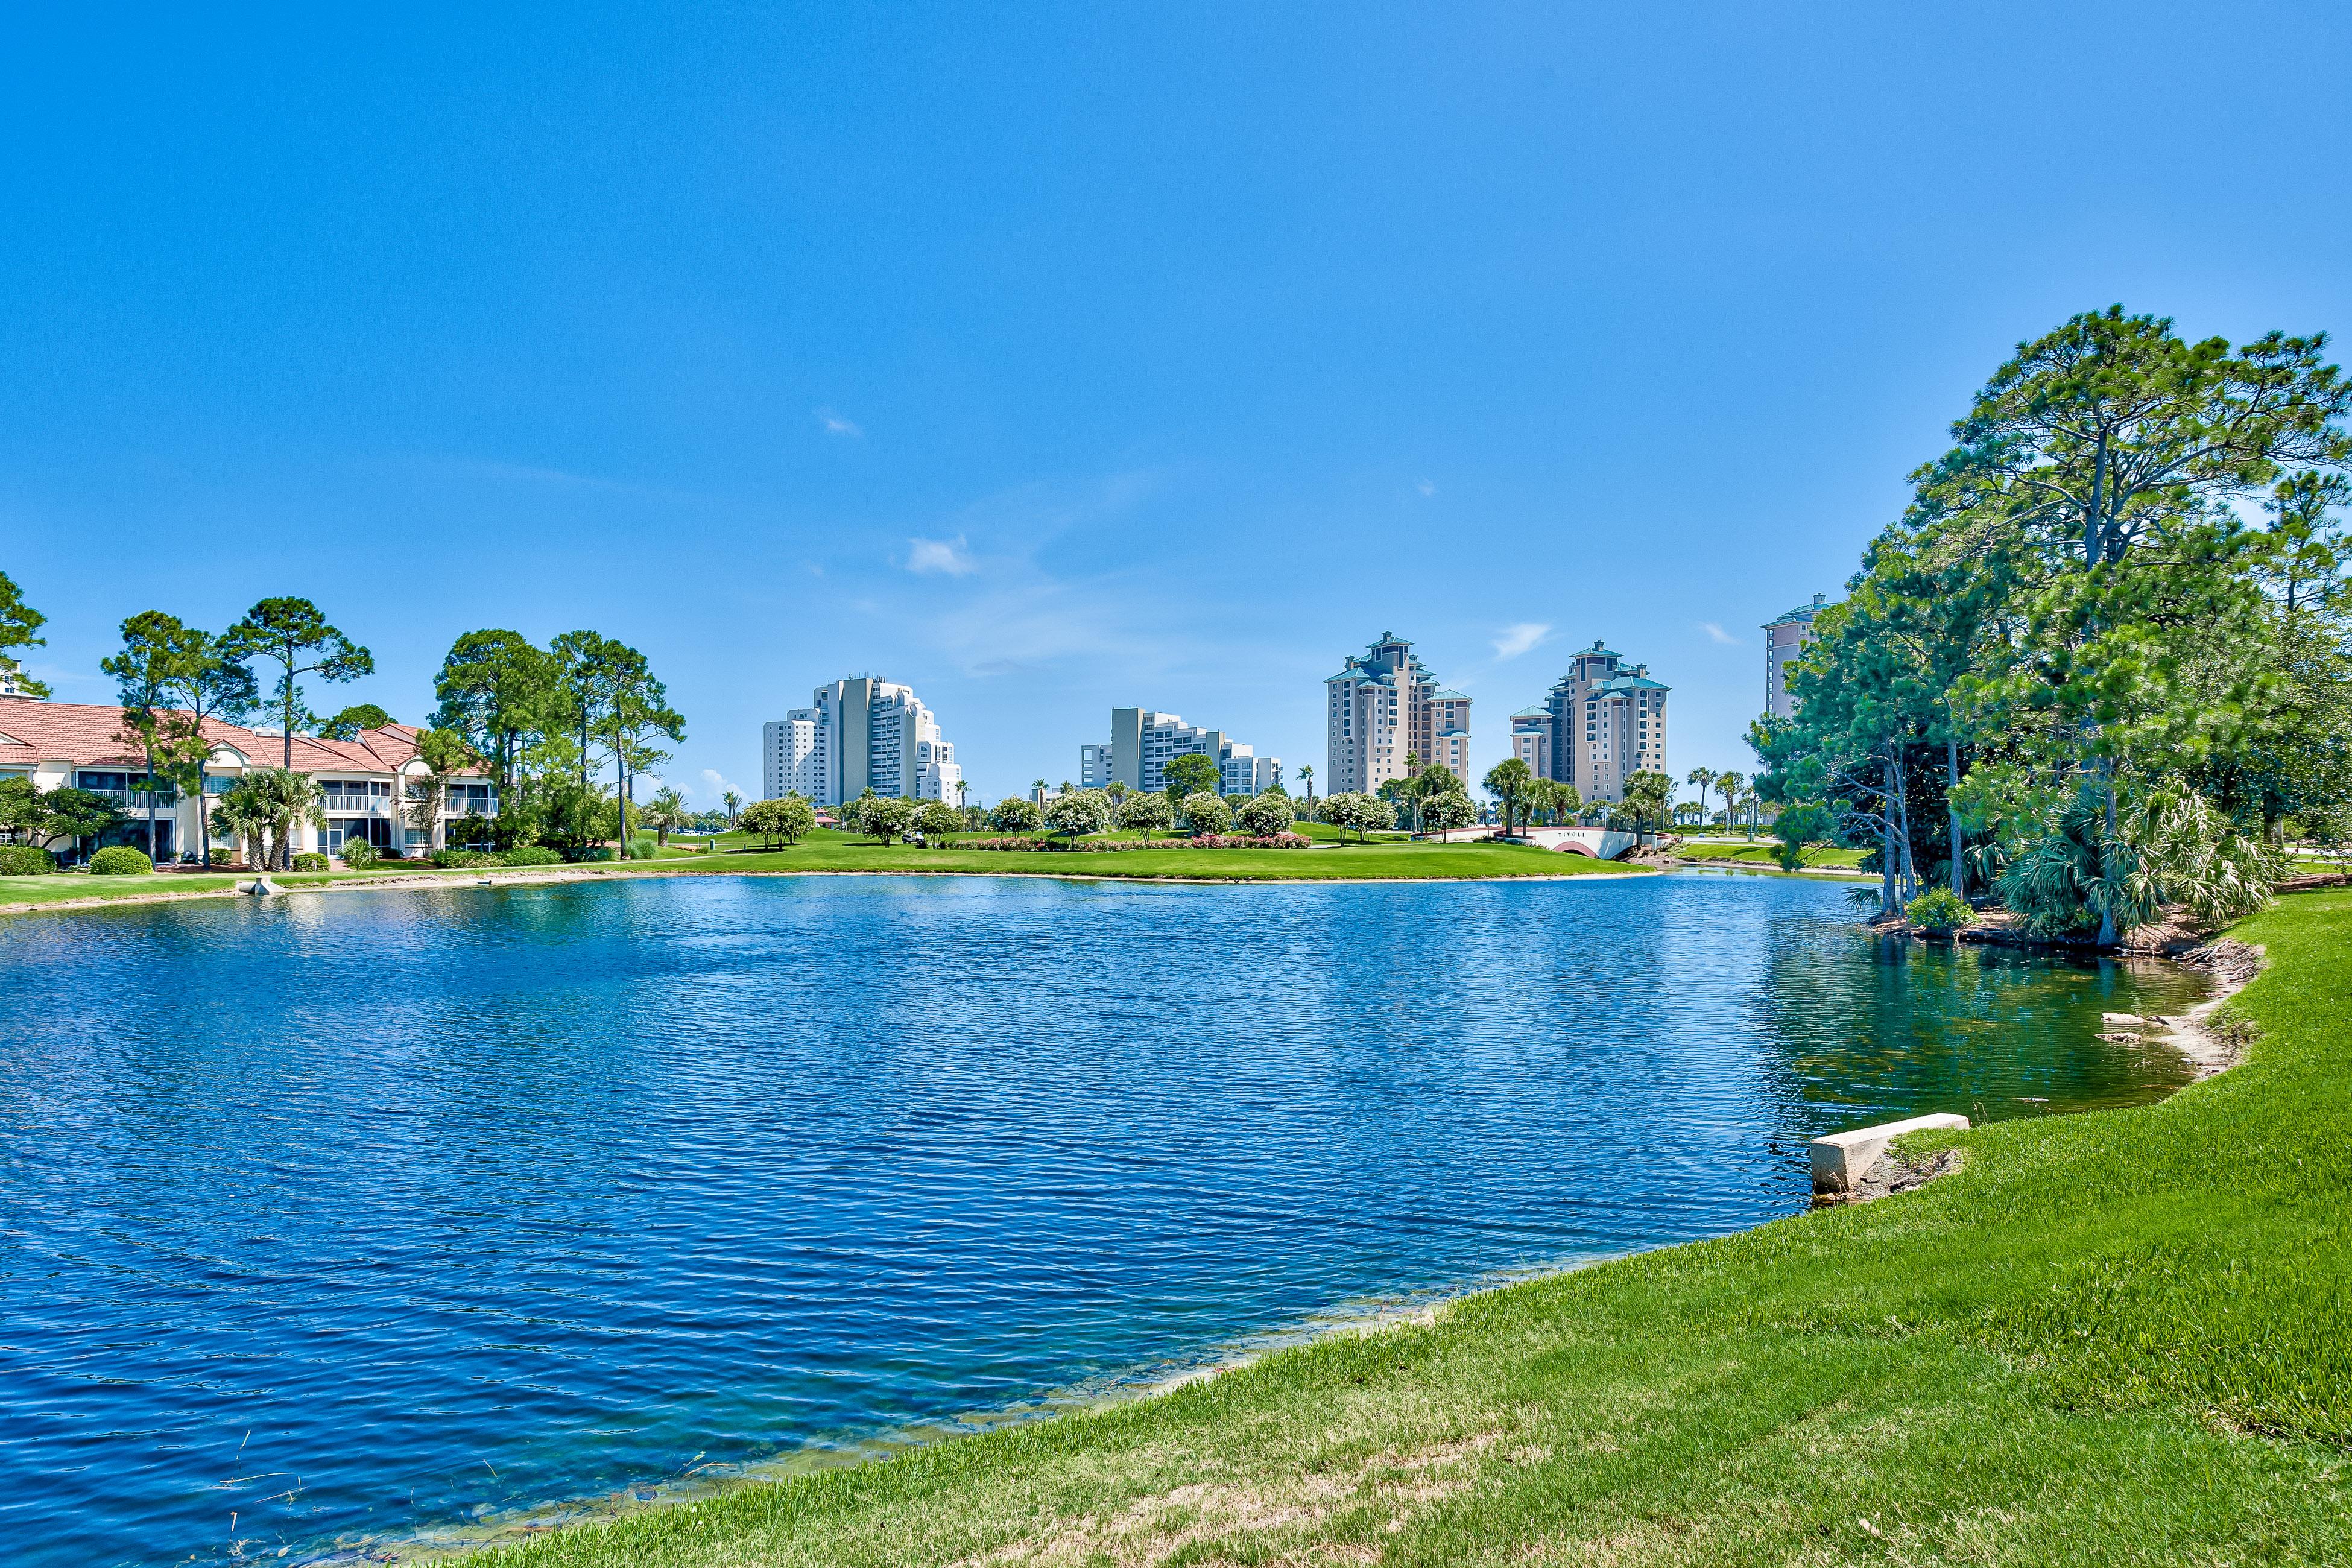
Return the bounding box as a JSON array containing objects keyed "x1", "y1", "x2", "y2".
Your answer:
[
  {"x1": 443, "y1": 798, "x2": 498, "y2": 818},
  {"x1": 88, "y1": 789, "x2": 177, "y2": 810},
  {"x1": 323, "y1": 796, "x2": 391, "y2": 818}
]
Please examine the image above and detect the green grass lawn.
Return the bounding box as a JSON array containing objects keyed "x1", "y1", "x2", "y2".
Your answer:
[
  {"x1": 1675, "y1": 838, "x2": 1868, "y2": 868},
  {"x1": 634, "y1": 827, "x2": 1633, "y2": 882},
  {"x1": 0, "y1": 832, "x2": 1632, "y2": 910},
  {"x1": 450, "y1": 888, "x2": 2352, "y2": 1567}
]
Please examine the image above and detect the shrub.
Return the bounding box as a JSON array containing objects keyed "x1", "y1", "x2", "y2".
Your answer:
[
  {"x1": 624, "y1": 834, "x2": 660, "y2": 861},
  {"x1": 739, "y1": 795, "x2": 817, "y2": 849},
  {"x1": 341, "y1": 839, "x2": 379, "y2": 868},
  {"x1": 430, "y1": 848, "x2": 492, "y2": 868},
  {"x1": 292, "y1": 852, "x2": 329, "y2": 871},
  {"x1": 0, "y1": 844, "x2": 58, "y2": 876},
  {"x1": 1045, "y1": 789, "x2": 1114, "y2": 838},
  {"x1": 1772, "y1": 800, "x2": 1836, "y2": 871},
  {"x1": 1180, "y1": 792, "x2": 1233, "y2": 837},
  {"x1": 988, "y1": 797, "x2": 1042, "y2": 833},
  {"x1": 501, "y1": 845, "x2": 563, "y2": 867},
  {"x1": 1906, "y1": 885, "x2": 1974, "y2": 933},
  {"x1": 88, "y1": 845, "x2": 154, "y2": 876},
  {"x1": 1234, "y1": 793, "x2": 1294, "y2": 838}
]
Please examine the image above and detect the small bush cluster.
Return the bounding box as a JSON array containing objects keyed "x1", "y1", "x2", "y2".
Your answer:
[
  {"x1": 89, "y1": 846, "x2": 154, "y2": 876},
  {"x1": 1186, "y1": 833, "x2": 1312, "y2": 849},
  {"x1": 0, "y1": 844, "x2": 58, "y2": 876},
  {"x1": 1906, "y1": 885, "x2": 1974, "y2": 933},
  {"x1": 342, "y1": 840, "x2": 379, "y2": 868},
  {"x1": 624, "y1": 835, "x2": 660, "y2": 861},
  {"x1": 960, "y1": 833, "x2": 1311, "y2": 852},
  {"x1": 292, "y1": 852, "x2": 329, "y2": 871},
  {"x1": 426, "y1": 844, "x2": 572, "y2": 869}
]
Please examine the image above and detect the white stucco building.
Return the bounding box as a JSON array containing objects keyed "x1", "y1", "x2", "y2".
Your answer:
[
  {"x1": 763, "y1": 677, "x2": 962, "y2": 806},
  {"x1": 1088, "y1": 708, "x2": 1281, "y2": 797},
  {"x1": 0, "y1": 697, "x2": 492, "y2": 864}
]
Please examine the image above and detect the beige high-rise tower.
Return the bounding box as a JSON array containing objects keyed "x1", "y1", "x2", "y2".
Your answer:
[
  {"x1": 1511, "y1": 640, "x2": 1669, "y2": 804},
  {"x1": 1323, "y1": 633, "x2": 1471, "y2": 794}
]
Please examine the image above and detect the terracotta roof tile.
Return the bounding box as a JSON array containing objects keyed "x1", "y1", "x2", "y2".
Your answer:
[{"x1": 0, "y1": 700, "x2": 479, "y2": 777}]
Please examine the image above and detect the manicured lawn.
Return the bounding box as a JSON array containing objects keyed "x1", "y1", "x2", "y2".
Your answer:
[
  {"x1": 0, "y1": 833, "x2": 1632, "y2": 910},
  {"x1": 640, "y1": 828, "x2": 1633, "y2": 881},
  {"x1": 1677, "y1": 838, "x2": 1867, "y2": 868},
  {"x1": 457, "y1": 890, "x2": 2352, "y2": 1567}
]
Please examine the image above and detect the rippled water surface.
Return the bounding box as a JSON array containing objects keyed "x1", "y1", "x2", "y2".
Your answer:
[{"x1": 0, "y1": 872, "x2": 2209, "y2": 1565}]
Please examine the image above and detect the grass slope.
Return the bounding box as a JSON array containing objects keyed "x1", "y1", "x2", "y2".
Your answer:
[
  {"x1": 0, "y1": 833, "x2": 1632, "y2": 909},
  {"x1": 1675, "y1": 838, "x2": 1867, "y2": 868},
  {"x1": 646, "y1": 829, "x2": 1635, "y2": 882},
  {"x1": 462, "y1": 888, "x2": 2352, "y2": 1567}
]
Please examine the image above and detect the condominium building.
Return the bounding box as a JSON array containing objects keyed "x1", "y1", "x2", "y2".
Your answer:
[
  {"x1": 1763, "y1": 592, "x2": 1830, "y2": 718},
  {"x1": 1089, "y1": 708, "x2": 1281, "y2": 796},
  {"x1": 1323, "y1": 633, "x2": 1471, "y2": 794},
  {"x1": 0, "y1": 697, "x2": 492, "y2": 862},
  {"x1": 1513, "y1": 639, "x2": 1670, "y2": 804},
  {"x1": 763, "y1": 677, "x2": 962, "y2": 806},
  {"x1": 1508, "y1": 706, "x2": 1552, "y2": 778}
]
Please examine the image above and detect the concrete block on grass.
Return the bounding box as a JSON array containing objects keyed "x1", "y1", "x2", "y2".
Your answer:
[{"x1": 1810, "y1": 1113, "x2": 1970, "y2": 1197}]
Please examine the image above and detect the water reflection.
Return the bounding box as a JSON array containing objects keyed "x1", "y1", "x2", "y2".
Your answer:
[{"x1": 0, "y1": 873, "x2": 2205, "y2": 1566}]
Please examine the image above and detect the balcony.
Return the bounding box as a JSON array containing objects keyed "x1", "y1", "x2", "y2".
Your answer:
[
  {"x1": 88, "y1": 789, "x2": 177, "y2": 811},
  {"x1": 442, "y1": 798, "x2": 498, "y2": 818},
  {"x1": 321, "y1": 796, "x2": 392, "y2": 819}
]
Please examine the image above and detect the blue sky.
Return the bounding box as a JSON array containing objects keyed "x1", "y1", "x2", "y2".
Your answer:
[{"x1": 6, "y1": 4, "x2": 2350, "y2": 807}]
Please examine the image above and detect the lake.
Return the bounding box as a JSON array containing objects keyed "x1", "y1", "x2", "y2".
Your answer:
[{"x1": 0, "y1": 871, "x2": 2210, "y2": 1566}]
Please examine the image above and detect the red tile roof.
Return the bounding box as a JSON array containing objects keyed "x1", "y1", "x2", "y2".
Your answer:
[{"x1": 0, "y1": 700, "x2": 481, "y2": 777}]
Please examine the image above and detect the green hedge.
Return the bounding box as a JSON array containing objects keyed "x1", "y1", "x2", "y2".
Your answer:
[
  {"x1": 0, "y1": 844, "x2": 57, "y2": 876},
  {"x1": 88, "y1": 846, "x2": 154, "y2": 876}
]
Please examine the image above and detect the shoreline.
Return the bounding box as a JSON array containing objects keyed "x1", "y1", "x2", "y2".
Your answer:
[
  {"x1": 385, "y1": 1254, "x2": 1622, "y2": 1565},
  {"x1": 0, "y1": 856, "x2": 1660, "y2": 918},
  {"x1": 373, "y1": 937, "x2": 2236, "y2": 1563}
]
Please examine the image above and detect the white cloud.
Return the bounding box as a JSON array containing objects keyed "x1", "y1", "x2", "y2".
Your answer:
[
  {"x1": 1491, "y1": 622, "x2": 1552, "y2": 660},
  {"x1": 817, "y1": 407, "x2": 863, "y2": 437},
  {"x1": 1700, "y1": 622, "x2": 1740, "y2": 645},
  {"x1": 1417, "y1": 479, "x2": 1437, "y2": 498},
  {"x1": 699, "y1": 768, "x2": 741, "y2": 801},
  {"x1": 905, "y1": 535, "x2": 978, "y2": 576}
]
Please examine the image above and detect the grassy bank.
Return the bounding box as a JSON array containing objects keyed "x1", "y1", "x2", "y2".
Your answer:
[
  {"x1": 455, "y1": 888, "x2": 2352, "y2": 1566},
  {"x1": 1675, "y1": 838, "x2": 1867, "y2": 868},
  {"x1": 0, "y1": 831, "x2": 1636, "y2": 911}
]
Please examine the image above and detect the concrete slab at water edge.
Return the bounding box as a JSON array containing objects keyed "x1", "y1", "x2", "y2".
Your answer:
[{"x1": 1810, "y1": 1113, "x2": 1970, "y2": 1198}]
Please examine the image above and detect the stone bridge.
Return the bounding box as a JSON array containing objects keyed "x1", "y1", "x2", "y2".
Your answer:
[{"x1": 1427, "y1": 825, "x2": 1643, "y2": 860}]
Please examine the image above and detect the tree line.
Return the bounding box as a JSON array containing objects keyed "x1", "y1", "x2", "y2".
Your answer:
[
  {"x1": 1753, "y1": 306, "x2": 2350, "y2": 940},
  {"x1": 0, "y1": 577, "x2": 686, "y2": 872}
]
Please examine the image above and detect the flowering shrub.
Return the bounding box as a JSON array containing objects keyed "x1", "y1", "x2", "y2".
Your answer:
[
  {"x1": 959, "y1": 833, "x2": 1311, "y2": 852},
  {"x1": 1187, "y1": 833, "x2": 1311, "y2": 849}
]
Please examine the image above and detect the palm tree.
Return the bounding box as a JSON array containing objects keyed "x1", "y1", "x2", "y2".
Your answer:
[
  {"x1": 1031, "y1": 777, "x2": 1047, "y2": 803},
  {"x1": 722, "y1": 789, "x2": 741, "y2": 827},
  {"x1": 1739, "y1": 786, "x2": 1762, "y2": 841},
  {"x1": 1298, "y1": 764, "x2": 1312, "y2": 803},
  {"x1": 1686, "y1": 767, "x2": 1715, "y2": 831},
  {"x1": 1481, "y1": 757, "x2": 1534, "y2": 836},
  {"x1": 1715, "y1": 770, "x2": 1743, "y2": 833},
  {"x1": 644, "y1": 785, "x2": 688, "y2": 845}
]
